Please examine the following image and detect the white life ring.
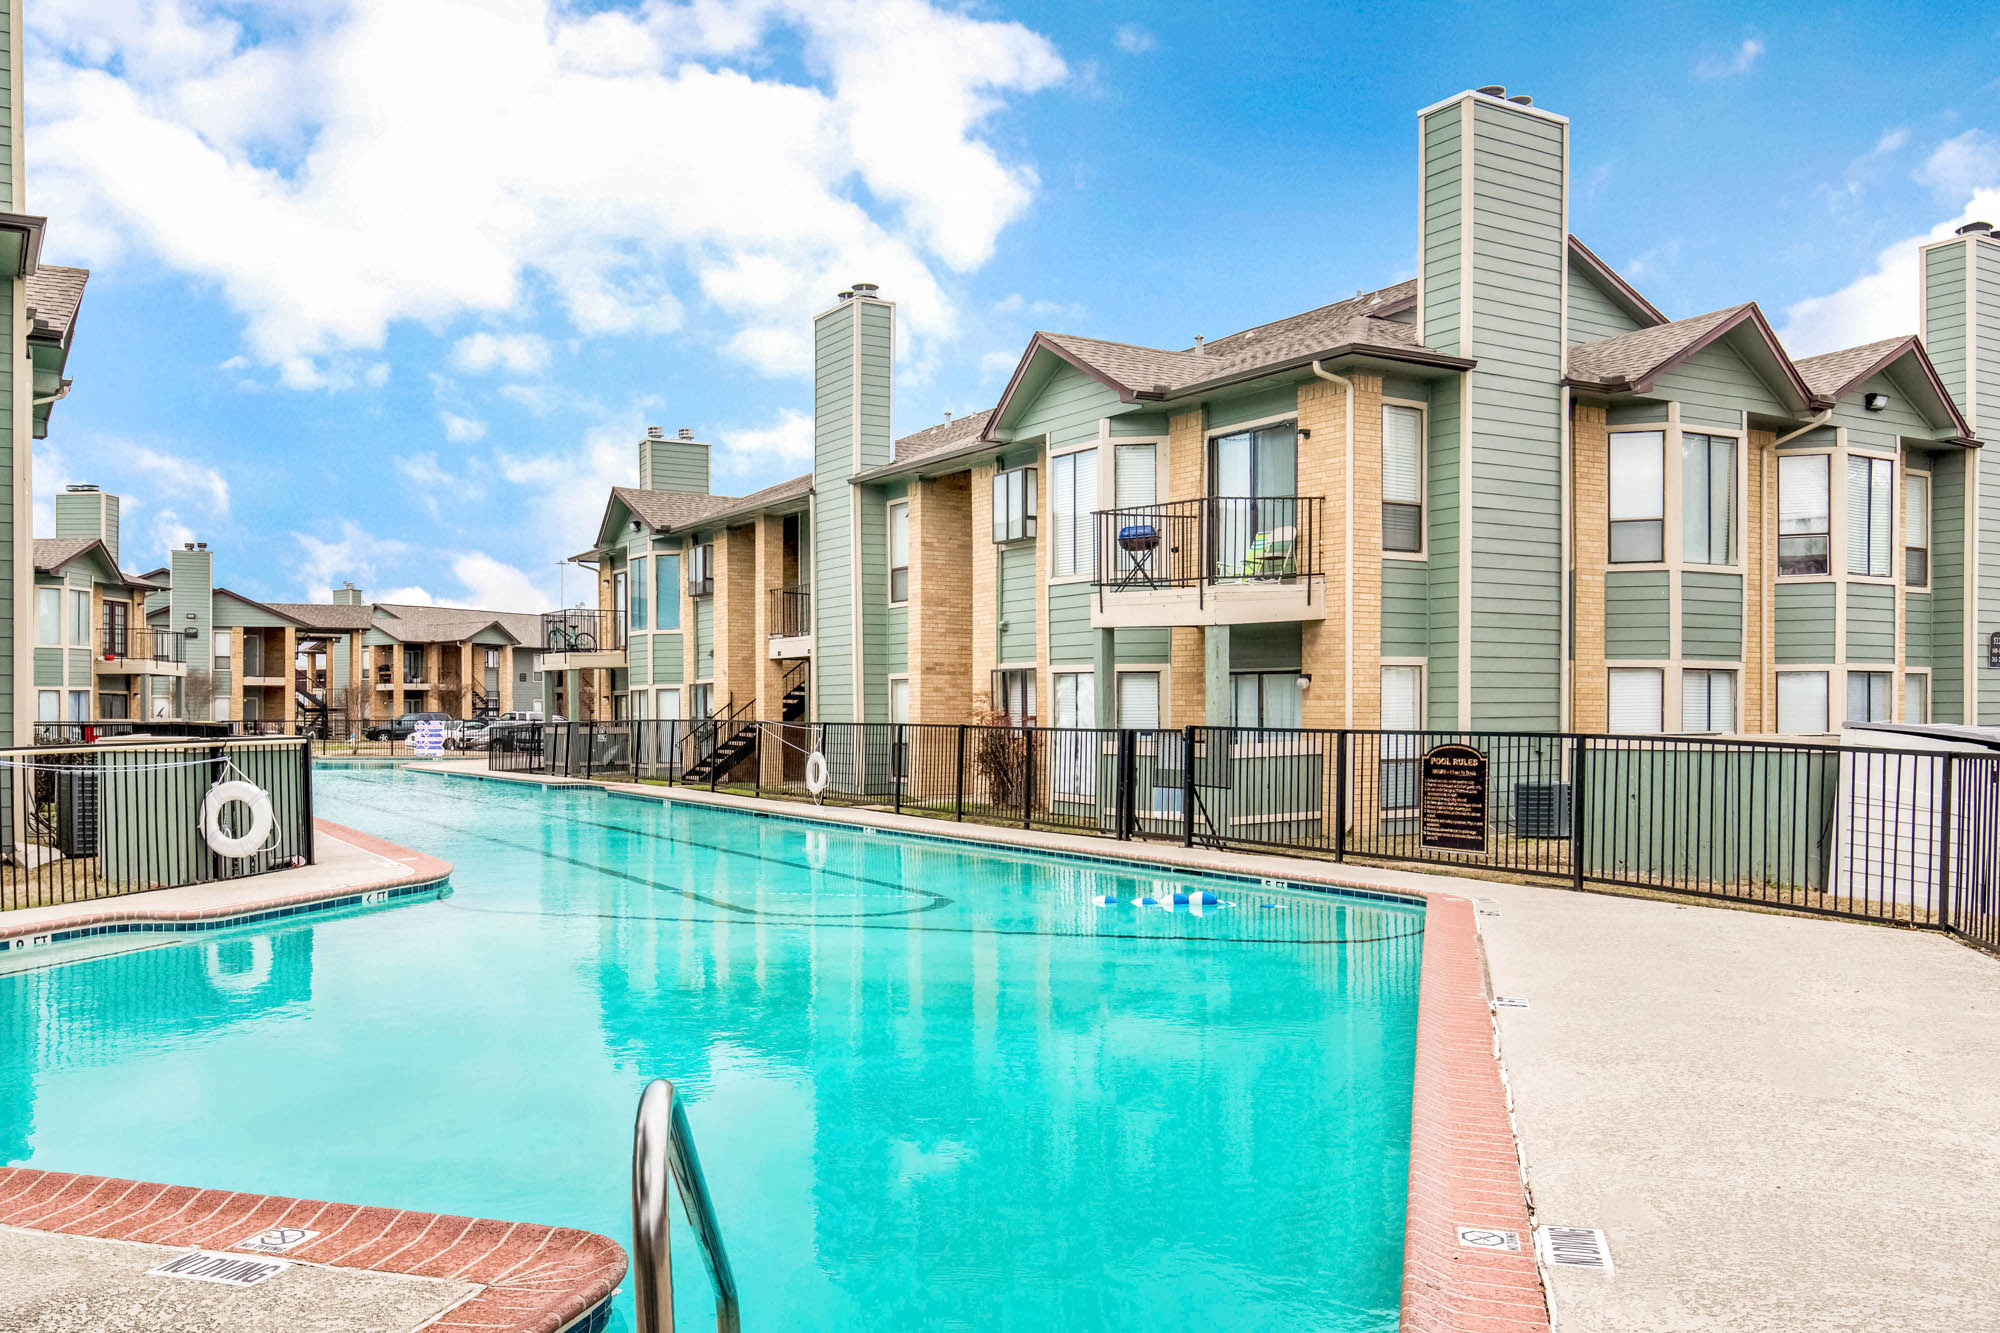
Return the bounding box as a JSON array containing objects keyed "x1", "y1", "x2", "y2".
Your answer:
[
  {"x1": 202, "y1": 780, "x2": 274, "y2": 859},
  {"x1": 805, "y1": 750, "x2": 829, "y2": 795}
]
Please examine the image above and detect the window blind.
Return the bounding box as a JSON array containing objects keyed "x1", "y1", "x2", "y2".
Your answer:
[
  {"x1": 1777, "y1": 671, "x2": 1829, "y2": 734},
  {"x1": 1607, "y1": 668, "x2": 1664, "y2": 734},
  {"x1": 1117, "y1": 671, "x2": 1160, "y2": 730},
  {"x1": 1382, "y1": 407, "x2": 1423, "y2": 503}
]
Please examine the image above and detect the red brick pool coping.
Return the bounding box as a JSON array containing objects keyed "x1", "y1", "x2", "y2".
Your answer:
[
  {"x1": 0, "y1": 1167, "x2": 626, "y2": 1332},
  {"x1": 0, "y1": 819, "x2": 449, "y2": 944}
]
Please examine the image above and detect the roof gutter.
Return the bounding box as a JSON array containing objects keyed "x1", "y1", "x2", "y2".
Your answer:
[
  {"x1": 1164, "y1": 343, "x2": 1475, "y2": 403},
  {"x1": 1773, "y1": 409, "x2": 1832, "y2": 447},
  {"x1": 1310, "y1": 359, "x2": 1357, "y2": 729}
]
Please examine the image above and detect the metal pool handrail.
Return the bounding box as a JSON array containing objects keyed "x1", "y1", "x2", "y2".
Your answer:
[{"x1": 633, "y1": 1078, "x2": 740, "y2": 1333}]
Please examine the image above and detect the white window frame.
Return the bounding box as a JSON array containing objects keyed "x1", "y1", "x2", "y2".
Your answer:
[
  {"x1": 1680, "y1": 430, "x2": 1738, "y2": 568},
  {"x1": 1903, "y1": 669, "x2": 1930, "y2": 725},
  {"x1": 630, "y1": 554, "x2": 650, "y2": 632},
  {"x1": 1846, "y1": 452, "x2": 1896, "y2": 581},
  {"x1": 992, "y1": 465, "x2": 1037, "y2": 544},
  {"x1": 1607, "y1": 667, "x2": 1666, "y2": 734},
  {"x1": 1776, "y1": 669, "x2": 1831, "y2": 735},
  {"x1": 1904, "y1": 467, "x2": 1932, "y2": 592},
  {"x1": 36, "y1": 587, "x2": 60, "y2": 646},
  {"x1": 886, "y1": 499, "x2": 910, "y2": 605},
  {"x1": 1679, "y1": 667, "x2": 1737, "y2": 735},
  {"x1": 1113, "y1": 666, "x2": 1164, "y2": 731},
  {"x1": 887, "y1": 673, "x2": 909, "y2": 724},
  {"x1": 1844, "y1": 668, "x2": 1893, "y2": 725},
  {"x1": 1776, "y1": 452, "x2": 1833, "y2": 579},
  {"x1": 1382, "y1": 400, "x2": 1427, "y2": 560},
  {"x1": 1379, "y1": 661, "x2": 1425, "y2": 812},
  {"x1": 1608, "y1": 430, "x2": 1666, "y2": 566},
  {"x1": 1050, "y1": 667, "x2": 1096, "y2": 798},
  {"x1": 37, "y1": 690, "x2": 59, "y2": 722},
  {"x1": 1047, "y1": 445, "x2": 1098, "y2": 582}
]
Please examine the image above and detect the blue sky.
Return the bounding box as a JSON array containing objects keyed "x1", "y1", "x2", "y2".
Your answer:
[{"x1": 27, "y1": 0, "x2": 2000, "y2": 609}]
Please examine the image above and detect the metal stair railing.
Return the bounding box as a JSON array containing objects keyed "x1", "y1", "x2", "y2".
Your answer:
[{"x1": 632, "y1": 1078, "x2": 739, "y2": 1333}]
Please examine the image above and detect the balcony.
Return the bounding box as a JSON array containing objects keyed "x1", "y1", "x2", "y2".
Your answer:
[
  {"x1": 768, "y1": 586, "x2": 811, "y2": 660},
  {"x1": 95, "y1": 626, "x2": 188, "y2": 677},
  {"x1": 539, "y1": 607, "x2": 628, "y2": 671},
  {"x1": 1091, "y1": 496, "x2": 1325, "y2": 628}
]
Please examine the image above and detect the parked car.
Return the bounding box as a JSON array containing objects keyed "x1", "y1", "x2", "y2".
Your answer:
[
  {"x1": 445, "y1": 719, "x2": 491, "y2": 751},
  {"x1": 494, "y1": 711, "x2": 546, "y2": 724},
  {"x1": 364, "y1": 711, "x2": 451, "y2": 742}
]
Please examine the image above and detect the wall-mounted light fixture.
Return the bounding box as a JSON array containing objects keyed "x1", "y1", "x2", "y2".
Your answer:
[
  {"x1": 1863, "y1": 392, "x2": 1891, "y2": 412},
  {"x1": 1297, "y1": 428, "x2": 1312, "y2": 441},
  {"x1": 1297, "y1": 674, "x2": 1312, "y2": 689}
]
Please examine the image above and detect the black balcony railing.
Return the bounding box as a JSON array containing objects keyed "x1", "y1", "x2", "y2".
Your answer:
[
  {"x1": 1094, "y1": 496, "x2": 1323, "y2": 597},
  {"x1": 769, "y1": 586, "x2": 811, "y2": 638},
  {"x1": 100, "y1": 626, "x2": 187, "y2": 664},
  {"x1": 540, "y1": 607, "x2": 627, "y2": 655}
]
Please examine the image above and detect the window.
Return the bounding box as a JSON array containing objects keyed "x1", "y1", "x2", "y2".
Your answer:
[
  {"x1": 1050, "y1": 449, "x2": 1097, "y2": 578},
  {"x1": 69, "y1": 590, "x2": 90, "y2": 645},
  {"x1": 67, "y1": 690, "x2": 88, "y2": 722},
  {"x1": 37, "y1": 691, "x2": 58, "y2": 721},
  {"x1": 1847, "y1": 456, "x2": 1893, "y2": 578},
  {"x1": 1681, "y1": 669, "x2": 1736, "y2": 734},
  {"x1": 1905, "y1": 472, "x2": 1931, "y2": 587},
  {"x1": 992, "y1": 668, "x2": 1036, "y2": 725},
  {"x1": 243, "y1": 634, "x2": 264, "y2": 678},
  {"x1": 887, "y1": 501, "x2": 910, "y2": 603},
  {"x1": 404, "y1": 645, "x2": 424, "y2": 682},
  {"x1": 632, "y1": 691, "x2": 648, "y2": 721},
  {"x1": 1230, "y1": 671, "x2": 1303, "y2": 735},
  {"x1": 689, "y1": 543, "x2": 714, "y2": 596},
  {"x1": 101, "y1": 600, "x2": 129, "y2": 656},
  {"x1": 1777, "y1": 454, "x2": 1830, "y2": 575},
  {"x1": 1209, "y1": 422, "x2": 1297, "y2": 499},
  {"x1": 99, "y1": 692, "x2": 130, "y2": 720},
  {"x1": 215, "y1": 635, "x2": 231, "y2": 669},
  {"x1": 1682, "y1": 432, "x2": 1736, "y2": 565},
  {"x1": 213, "y1": 699, "x2": 231, "y2": 723},
  {"x1": 992, "y1": 466, "x2": 1037, "y2": 543},
  {"x1": 1608, "y1": 668, "x2": 1664, "y2": 734},
  {"x1": 1113, "y1": 444, "x2": 1158, "y2": 577},
  {"x1": 657, "y1": 687, "x2": 682, "y2": 721},
  {"x1": 1211, "y1": 423, "x2": 1297, "y2": 581},
  {"x1": 1051, "y1": 671, "x2": 1095, "y2": 797},
  {"x1": 1905, "y1": 674, "x2": 1929, "y2": 725},
  {"x1": 630, "y1": 556, "x2": 649, "y2": 631},
  {"x1": 1380, "y1": 665, "x2": 1423, "y2": 810},
  {"x1": 613, "y1": 569, "x2": 629, "y2": 646},
  {"x1": 1608, "y1": 431, "x2": 1665, "y2": 563},
  {"x1": 656, "y1": 554, "x2": 681, "y2": 629},
  {"x1": 1383, "y1": 405, "x2": 1424, "y2": 552},
  {"x1": 1116, "y1": 670, "x2": 1160, "y2": 730},
  {"x1": 36, "y1": 588, "x2": 59, "y2": 645},
  {"x1": 1777, "y1": 670, "x2": 1830, "y2": 734},
  {"x1": 888, "y1": 676, "x2": 910, "y2": 724},
  {"x1": 1845, "y1": 670, "x2": 1892, "y2": 724},
  {"x1": 689, "y1": 682, "x2": 714, "y2": 719}
]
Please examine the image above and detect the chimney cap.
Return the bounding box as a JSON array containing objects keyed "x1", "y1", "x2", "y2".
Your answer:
[
  {"x1": 850, "y1": 281, "x2": 881, "y2": 298},
  {"x1": 1957, "y1": 220, "x2": 1995, "y2": 236},
  {"x1": 646, "y1": 425, "x2": 665, "y2": 439},
  {"x1": 677, "y1": 427, "x2": 695, "y2": 441},
  {"x1": 836, "y1": 290, "x2": 855, "y2": 301},
  {"x1": 183, "y1": 543, "x2": 196, "y2": 551},
  {"x1": 64, "y1": 483, "x2": 100, "y2": 493},
  {"x1": 1508, "y1": 93, "x2": 1533, "y2": 106},
  {"x1": 196, "y1": 542, "x2": 207, "y2": 551},
  {"x1": 1476, "y1": 84, "x2": 1507, "y2": 98}
]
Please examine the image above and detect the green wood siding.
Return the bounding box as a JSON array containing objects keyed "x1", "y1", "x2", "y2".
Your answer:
[
  {"x1": 0, "y1": 283, "x2": 17, "y2": 740},
  {"x1": 1047, "y1": 582, "x2": 1094, "y2": 665},
  {"x1": 213, "y1": 595, "x2": 295, "y2": 629},
  {"x1": 1205, "y1": 383, "x2": 1297, "y2": 432},
  {"x1": 859, "y1": 487, "x2": 893, "y2": 719},
  {"x1": 694, "y1": 598, "x2": 714, "y2": 678},
  {"x1": 1923, "y1": 242, "x2": 1968, "y2": 406},
  {"x1": 1905, "y1": 591, "x2": 1933, "y2": 664},
  {"x1": 652, "y1": 632, "x2": 684, "y2": 685},
  {"x1": 1604, "y1": 571, "x2": 1670, "y2": 659},
  {"x1": 882, "y1": 605, "x2": 908, "y2": 676},
  {"x1": 1419, "y1": 106, "x2": 1463, "y2": 355},
  {"x1": 1977, "y1": 242, "x2": 2000, "y2": 723},
  {"x1": 1846, "y1": 583, "x2": 1896, "y2": 664},
  {"x1": 1831, "y1": 370, "x2": 1944, "y2": 454},
  {"x1": 1229, "y1": 623, "x2": 1301, "y2": 671},
  {"x1": 1383, "y1": 560, "x2": 1429, "y2": 657},
  {"x1": 32, "y1": 647, "x2": 59, "y2": 688},
  {"x1": 1381, "y1": 376, "x2": 1430, "y2": 404},
  {"x1": 1646, "y1": 338, "x2": 1781, "y2": 432},
  {"x1": 1426, "y1": 375, "x2": 1461, "y2": 723},
  {"x1": 998, "y1": 546, "x2": 1037, "y2": 662},
  {"x1": 1680, "y1": 572, "x2": 1743, "y2": 661},
  {"x1": 639, "y1": 439, "x2": 709, "y2": 494},
  {"x1": 1928, "y1": 450, "x2": 1966, "y2": 722},
  {"x1": 1464, "y1": 99, "x2": 1566, "y2": 727},
  {"x1": 1003, "y1": 360, "x2": 1121, "y2": 448},
  {"x1": 1775, "y1": 583, "x2": 1836, "y2": 663},
  {"x1": 1114, "y1": 627, "x2": 1170, "y2": 664},
  {"x1": 812, "y1": 307, "x2": 858, "y2": 717},
  {"x1": 1566, "y1": 256, "x2": 1645, "y2": 345},
  {"x1": 1109, "y1": 411, "x2": 1169, "y2": 438},
  {"x1": 628, "y1": 633, "x2": 650, "y2": 682}
]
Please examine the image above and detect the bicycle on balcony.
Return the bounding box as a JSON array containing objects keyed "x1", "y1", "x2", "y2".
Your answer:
[{"x1": 547, "y1": 620, "x2": 598, "y2": 653}]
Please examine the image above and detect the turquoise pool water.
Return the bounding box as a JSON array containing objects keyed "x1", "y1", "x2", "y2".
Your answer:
[{"x1": 1, "y1": 767, "x2": 1424, "y2": 1330}]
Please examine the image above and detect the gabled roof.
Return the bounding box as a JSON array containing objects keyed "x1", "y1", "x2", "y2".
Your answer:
[
  {"x1": 1566, "y1": 302, "x2": 1817, "y2": 411},
  {"x1": 1792, "y1": 335, "x2": 1975, "y2": 440},
  {"x1": 261, "y1": 602, "x2": 378, "y2": 631},
  {"x1": 892, "y1": 410, "x2": 996, "y2": 465},
  {"x1": 1566, "y1": 235, "x2": 1667, "y2": 327},
  {"x1": 33, "y1": 536, "x2": 101, "y2": 572},
  {"x1": 367, "y1": 603, "x2": 541, "y2": 645},
  {"x1": 586, "y1": 474, "x2": 813, "y2": 555},
  {"x1": 25, "y1": 265, "x2": 88, "y2": 350},
  {"x1": 214, "y1": 587, "x2": 306, "y2": 626},
  {"x1": 983, "y1": 278, "x2": 1471, "y2": 440}
]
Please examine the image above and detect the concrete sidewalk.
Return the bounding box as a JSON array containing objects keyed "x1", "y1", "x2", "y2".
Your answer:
[{"x1": 1476, "y1": 882, "x2": 2000, "y2": 1333}]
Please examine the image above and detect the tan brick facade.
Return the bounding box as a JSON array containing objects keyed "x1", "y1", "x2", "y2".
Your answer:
[
  {"x1": 908, "y1": 473, "x2": 972, "y2": 723},
  {"x1": 1166, "y1": 409, "x2": 1206, "y2": 726},
  {"x1": 1570, "y1": 402, "x2": 1609, "y2": 732},
  {"x1": 715, "y1": 525, "x2": 758, "y2": 713},
  {"x1": 969, "y1": 464, "x2": 998, "y2": 712},
  {"x1": 1296, "y1": 378, "x2": 1347, "y2": 730},
  {"x1": 1744, "y1": 429, "x2": 1772, "y2": 732},
  {"x1": 1349, "y1": 374, "x2": 1385, "y2": 729}
]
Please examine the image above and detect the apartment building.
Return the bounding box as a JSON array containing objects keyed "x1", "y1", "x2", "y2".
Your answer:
[{"x1": 561, "y1": 85, "x2": 1997, "y2": 742}]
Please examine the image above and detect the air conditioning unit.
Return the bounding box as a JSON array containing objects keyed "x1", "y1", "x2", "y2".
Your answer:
[
  {"x1": 1514, "y1": 782, "x2": 1572, "y2": 839},
  {"x1": 56, "y1": 766, "x2": 101, "y2": 858}
]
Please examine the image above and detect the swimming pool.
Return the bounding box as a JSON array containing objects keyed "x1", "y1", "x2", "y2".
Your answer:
[{"x1": 1, "y1": 766, "x2": 1425, "y2": 1330}]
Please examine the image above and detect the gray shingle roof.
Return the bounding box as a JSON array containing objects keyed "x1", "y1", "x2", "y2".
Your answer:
[
  {"x1": 892, "y1": 409, "x2": 996, "y2": 464},
  {"x1": 371, "y1": 603, "x2": 542, "y2": 645},
  {"x1": 1566, "y1": 305, "x2": 1753, "y2": 387},
  {"x1": 33, "y1": 537, "x2": 99, "y2": 573},
  {"x1": 1793, "y1": 336, "x2": 1913, "y2": 398},
  {"x1": 26, "y1": 265, "x2": 88, "y2": 348},
  {"x1": 262, "y1": 602, "x2": 378, "y2": 631}
]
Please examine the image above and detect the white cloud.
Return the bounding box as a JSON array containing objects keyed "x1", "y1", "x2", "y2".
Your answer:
[
  {"x1": 1780, "y1": 195, "x2": 2000, "y2": 358},
  {"x1": 395, "y1": 452, "x2": 455, "y2": 488},
  {"x1": 449, "y1": 552, "x2": 547, "y2": 610},
  {"x1": 150, "y1": 508, "x2": 198, "y2": 562},
  {"x1": 498, "y1": 383, "x2": 557, "y2": 415},
  {"x1": 374, "y1": 584, "x2": 437, "y2": 604},
  {"x1": 1916, "y1": 130, "x2": 2000, "y2": 203},
  {"x1": 1695, "y1": 37, "x2": 1764, "y2": 80},
  {"x1": 129, "y1": 443, "x2": 230, "y2": 514},
  {"x1": 451, "y1": 331, "x2": 551, "y2": 375},
  {"x1": 1113, "y1": 24, "x2": 1154, "y2": 55},
  {"x1": 715, "y1": 408, "x2": 813, "y2": 481},
  {"x1": 32, "y1": 0, "x2": 1066, "y2": 382},
  {"x1": 497, "y1": 412, "x2": 653, "y2": 568},
  {"x1": 293, "y1": 520, "x2": 413, "y2": 599},
  {"x1": 440, "y1": 412, "x2": 487, "y2": 443}
]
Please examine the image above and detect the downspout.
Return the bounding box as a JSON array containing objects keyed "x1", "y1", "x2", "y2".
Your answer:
[
  {"x1": 1773, "y1": 408, "x2": 1831, "y2": 448},
  {"x1": 1311, "y1": 360, "x2": 1356, "y2": 726}
]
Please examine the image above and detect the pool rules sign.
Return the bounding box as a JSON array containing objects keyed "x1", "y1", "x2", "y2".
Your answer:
[{"x1": 1419, "y1": 743, "x2": 1489, "y2": 855}]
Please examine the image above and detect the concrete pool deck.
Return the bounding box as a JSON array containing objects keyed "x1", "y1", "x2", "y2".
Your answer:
[{"x1": 419, "y1": 761, "x2": 2000, "y2": 1332}]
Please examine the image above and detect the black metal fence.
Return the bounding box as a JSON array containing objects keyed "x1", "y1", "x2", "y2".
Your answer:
[
  {"x1": 488, "y1": 719, "x2": 2000, "y2": 954},
  {"x1": 768, "y1": 587, "x2": 810, "y2": 639},
  {"x1": 0, "y1": 736, "x2": 315, "y2": 913},
  {"x1": 540, "y1": 607, "x2": 625, "y2": 655},
  {"x1": 99, "y1": 625, "x2": 187, "y2": 664},
  {"x1": 1094, "y1": 496, "x2": 1324, "y2": 598}
]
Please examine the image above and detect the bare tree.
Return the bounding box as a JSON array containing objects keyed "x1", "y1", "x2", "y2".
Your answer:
[{"x1": 184, "y1": 669, "x2": 216, "y2": 721}]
